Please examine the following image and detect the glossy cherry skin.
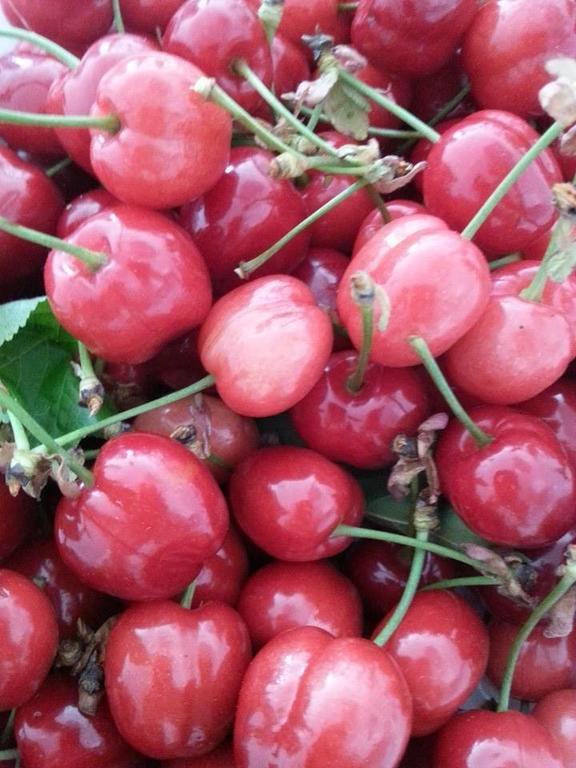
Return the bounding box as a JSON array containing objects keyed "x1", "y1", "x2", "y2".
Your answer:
[
  {"x1": 436, "y1": 407, "x2": 576, "y2": 548},
  {"x1": 411, "y1": 55, "x2": 475, "y2": 124},
  {"x1": 1, "y1": 0, "x2": 113, "y2": 54},
  {"x1": 533, "y1": 689, "x2": 576, "y2": 768},
  {"x1": 134, "y1": 393, "x2": 260, "y2": 484},
  {"x1": 487, "y1": 620, "x2": 576, "y2": 702},
  {"x1": 122, "y1": 0, "x2": 185, "y2": 33},
  {"x1": 15, "y1": 676, "x2": 144, "y2": 768},
  {"x1": 90, "y1": 52, "x2": 232, "y2": 209},
  {"x1": 234, "y1": 626, "x2": 412, "y2": 767},
  {"x1": 198, "y1": 275, "x2": 333, "y2": 417},
  {"x1": 423, "y1": 110, "x2": 562, "y2": 254},
  {"x1": 0, "y1": 569, "x2": 58, "y2": 711},
  {"x1": 55, "y1": 432, "x2": 229, "y2": 601},
  {"x1": 180, "y1": 147, "x2": 310, "y2": 295},
  {"x1": 433, "y1": 710, "x2": 566, "y2": 767},
  {"x1": 105, "y1": 600, "x2": 252, "y2": 760},
  {"x1": 163, "y1": 0, "x2": 273, "y2": 114},
  {"x1": 462, "y1": 0, "x2": 576, "y2": 118},
  {"x1": 57, "y1": 188, "x2": 121, "y2": 238},
  {"x1": 352, "y1": 200, "x2": 427, "y2": 256},
  {"x1": 269, "y1": 34, "x2": 310, "y2": 103},
  {"x1": 0, "y1": 482, "x2": 35, "y2": 562},
  {"x1": 46, "y1": 33, "x2": 158, "y2": 174},
  {"x1": 162, "y1": 742, "x2": 235, "y2": 767},
  {"x1": 291, "y1": 351, "x2": 432, "y2": 468},
  {"x1": 191, "y1": 526, "x2": 249, "y2": 609},
  {"x1": 245, "y1": 0, "x2": 349, "y2": 51},
  {"x1": 237, "y1": 559, "x2": 363, "y2": 649},
  {"x1": 291, "y1": 247, "x2": 350, "y2": 324},
  {"x1": 520, "y1": 379, "x2": 576, "y2": 470},
  {"x1": 351, "y1": 0, "x2": 477, "y2": 77},
  {"x1": 372, "y1": 591, "x2": 489, "y2": 737},
  {"x1": 337, "y1": 214, "x2": 491, "y2": 367},
  {"x1": 229, "y1": 445, "x2": 364, "y2": 561},
  {"x1": 0, "y1": 49, "x2": 66, "y2": 157},
  {"x1": 45, "y1": 205, "x2": 213, "y2": 364},
  {"x1": 6, "y1": 537, "x2": 120, "y2": 639},
  {"x1": 443, "y1": 294, "x2": 574, "y2": 405}
]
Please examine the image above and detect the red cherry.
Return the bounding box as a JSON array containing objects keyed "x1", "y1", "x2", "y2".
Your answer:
[
  {"x1": 121, "y1": 0, "x2": 185, "y2": 33},
  {"x1": 180, "y1": 147, "x2": 310, "y2": 296},
  {"x1": 45, "y1": 205, "x2": 213, "y2": 364},
  {"x1": 433, "y1": 710, "x2": 566, "y2": 767},
  {"x1": 341, "y1": 62, "x2": 412, "y2": 136},
  {"x1": 104, "y1": 600, "x2": 251, "y2": 760},
  {"x1": 149, "y1": 328, "x2": 208, "y2": 392},
  {"x1": 0, "y1": 482, "x2": 35, "y2": 562},
  {"x1": 436, "y1": 407, "x2": 576, "y2": 548},
  {"x1": 269, "y1": 34, "x2": 310, "y2": 104},
  {"x1": 89, "y1": 52, "x2": 232, "y2": 208},
  {"x1": 0, "y1": 569, "x2": 58, "y2": 711},
  {"x1": 57, "y1": 188, "x2": 121, "y2": 238},
  {"x1": 191, "y1": 526, "x2": 249, "y2": 608},
  {"x1": 237, "y1": 559, "x2": 363, "y2": 649},
  {"x1": 487, "y1": 620, "x2": 576, "y2": 702},
  {"x1": 161, "y1": 742, "x2": 235, "y2": 767},
  {"x1": 423, "y1": 110, "x2": 562, "y2": 254},
  {"x1": 520, "y1": 379, "x2": 576, "y2": 470},
  {"x1": 245, "y1": 0, "x2": 349, "y2": 51},
  {"x1": 351, "y1": 0, "x2": 477, "y2": 77},
  {"x1": 533, "y1": 689, "x2": 576, "y2": 768},
  {"x1": 234, "y1": 626, "x2": 412, "y2": 767},
  {"x1": 15, "y1": 676, "x2": 144, "y2": 768},
  {"x1": 337, "y1": 214, "x2": 491, "y2": 367},
  {"x1": 290, "y1": 351, "x2": 432, "y2": 468},
  {"x1": 198, "y1": 275, "x2": 333, "y2": 417},
  {"x1": 410, "y1": 55, "x2": 475, "y2": 123},
  {"x1": 55, "y1": 432, "x2": 229, "y2": 601},
  {"x1": 291, "y1": 246, "x2": 350, "y2": 320},
  {"x1": 462, "y1": 0, "x2": 576, "y2": 118},
  {"x1": 229, "y1": 445, "x2": 364, "y2": 561},
  {"x1": 372, "y1": 591, "x2": 489, "y2": 736},
  {"x1": 352, "y1": 200, "x2": 427, "y2": 256}
]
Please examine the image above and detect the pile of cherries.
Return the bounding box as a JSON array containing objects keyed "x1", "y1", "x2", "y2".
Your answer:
[{"x1": 2, "y1": 0, "x2": 576, "y2": 766}]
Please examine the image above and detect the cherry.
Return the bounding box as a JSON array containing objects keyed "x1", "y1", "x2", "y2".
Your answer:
[
  {"x1": 234, "y1": 626, "x2": 412, "y2": 767},
  {"x1": 487, "y1": 619, "x2": 576, "y2": 702},
  {"x1": 236, "y1": 559, "x2": 363, "y2": 649},
  {"x1": 347, "y1": 62, "x2": 412, "y2": 137},
  {"x1": 268, "y1": 34, "x2": 310, "y2": 106},
  {"x1": 191, "y1": 525, "x2": 249, "y2": 609},
  {"x1": 337, "y1": 214, "x2": 491, "y2": 367},
  {"x1": 89, "y1": 52, "x2": 233, "y2": 209},
  {"x1": 55, "y1": 432, "x2": 229, "y2": 601},
  {"x1": 229, "y1": 445, "x2": 364, "y2": 561},
  {"x1": 291, "y1": 247, "x2": 350, "y2": 330},
  {"x1": 371, "y1": 591, "x2": 489, "y2": 736},
  {"x1": 15, "y1": 675, "x2": 144, "y2": 768},
  {"x1": 149, "y1": 328, "x2": 207, "y2": 392},
  {"x1": 0, "y1": 482, "x2": 35, "y2": 562},
  {"x1": 0, "y1": 568, "x2": 58, "y2": 711},
  {"x1": 520, "y1": 379, "x2": 576, "y2": 470},
  {"x1": 436, "y1": 406, "x2": 576, "y2": 548},
  {"x1": 462, "y1": 0, "x2": 576, "y2": 118},
  {"x1": 246, "y1": 0, "x2": 349, "y2": 52},
  {"x1": 161, "y1": 742, "x2": 235, "y2": 767},
  {"x1": 57, "y1": 187, "x2": 121, "y2": 238},
  {"x1": 163, "y1": 0, "x2": 273, "y2": 115},
  {"x1": 121, "y1": 0, "x2": 185, "y2": 34},
  {"x1": 180, "y1": 147, "x2": 310, "y2": 296},
  {"x1": 0, "y1": 48, "x2": 66, "y2": 158},
  {"x1": 352, "y1": 200, "x2": 427, "y2": 256},
  {"x1": 198, "y1": 275, "x2": 333, "y2": 417},
  {"x1": 433, "y1": 710, "x2": 566, "y2": 767},
  {"x1": 104, "y1": 600, "x2": 251, "y2": 760},
  {"x1": 533, "y1": 689, "x2": 576, "y2": 768},
  {"x1": 410, "y1": 55, "x2": 475, "y2": 124},
  {"x1": 423, "y1": 110, "x2": 562, "y2": 254},
  {"x1": 290, "y1": 350, "x2": 432, "y2": 468},
  {"x1": 45, "y1": 205, "x2": 213, "y2": 365},
  {"x1": 351, "y1": 0, "x2": 477, "y2": 78}
]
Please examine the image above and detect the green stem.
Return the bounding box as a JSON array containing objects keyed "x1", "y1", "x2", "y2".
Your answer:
[
  {"x1": 6, "y1": 411, "x2": 30, "y2": 451},
  {"x1": 0, "y1": 28, "x2": 79, "y2": 68},
  {"x1": 346, "y1": 301, "x2": 374, "y2": 393},
  {"x1": 0, "y1": 750, "x2": 18, "y2": 762},
  {"x1": 0, "y1": 386, "x2": 93, "y2": 486},
  {"x1": 236, "y1": 179, "x2": 369, "y2": 278},
  {"x1": 78, "y1": 342, "x2": 97, "y2": 380},
  {"x1": 519, "y1": 227, "x2": 561, "y2": 302},
  {"x1": 307, "y1": 103, "x2": 323, "y2": 132},
  {"x1": 180, "y1": 579, "x2": 197, "y2": 610},
  {"x1": 50, "y1": 374, "x2": 216, "y2": 449},
  {"x1": 488, "y1": 253, "x2": 522, "y2": 271},
  {"x1": 421, "y1": 575, "x2": 500, "y2": 591},
  {"x1": 0, "y1": 109, "x2": 120, "y2": 132},
  {"x1": 112, "y1": 0, "x2": 125, "y2": 33},
  {"x1": 339, "y1": 69, "x2": 441, "y2": 144},
  {"x1": 373, "y1": 529, "x2": 428, "y2": 647},
  {"x1": 409, "y1": 336, "x2": 493, "y2": 448},
  {"x1": 332, "y1": 524, "x2": 487, "y2": 571},
  {"x1": 0, "y1": 217, "x2": 107, "y2": 271},
  {"x1": 368, "y1": 126, "x2": 422, "y2": 139},
  {"x1": 461, "y1": 121, "x2": 563, "y2": 241},
  {"x1": 45, "y1": 157, "x2": 73, "y2": 178},
  {"x1": 429, "y1": 84, "x2": 471, "y2": 127},
  {"x1": 497, "y1": 564, "x2": 576, "y2": 712}
]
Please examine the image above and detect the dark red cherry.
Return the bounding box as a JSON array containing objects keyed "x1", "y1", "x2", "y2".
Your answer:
[
  {"x1": 191, "y1": 526, "x2": 249, "y2": 609},
  {"x1": 411, "y1": 55, "x2": 476, "y2": 123},
  {"x1": 121, "y1": 0, "x2": 185, "y2": 33},
  {"x1": 0, "y1": 483, "x2": 35, "y2": 562},
  {"x1": 291, "y1": 247, "x2": 350, "y2": 321},
  {"x1": 533, "y1": 689, "x2": 576, "y2": 768},
  {"x1": 520, "y1": 379, "x2": 576, "y2": 470}
]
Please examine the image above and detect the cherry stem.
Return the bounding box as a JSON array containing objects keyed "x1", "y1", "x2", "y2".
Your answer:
[
  {"x1": 307, "y1": 103, "x2": 323, "y2": 131},
  {"x1": 0, "y1": 109, "x2": 120, "y2": 133},
  {"x1": 488, "y1": 253, "x2": 522, "y2": 271},
  {"x1": 497, "y1": 559, "x2": 576, "y2": 713},
  {"x1": 78, "y1": 342, "x2": 97, "y2": 381},
  {"x1": 409, "y1": 336, "x2": 493, "y2": 448},
  {"x1": 0, "y1": 750, "x2": 18, "y2": 762},
  {"x1": 295, "y1": 105, "x2": 421, "y2": 139},
  {"x1": 338, "y1": 69, "x2": 441, "y2": 144},
  {"x1": 461, "y1": 121, "x2": 563, "y2": 241},
  {"x1": 346, "y1": 275, "x2": 375, "y2": 393},
  {"x1": 6, "y1": 410, "x2": 30, "y2": 452},
  {"x1": 519, "y1": 227, "x2": 561, "y2": 303},
  {"x1": 0, "y1": 216, "x2": 107, "y2": 271},
  {"x1": 372, "y1": 529, "x2": 428, "y2": 647},
  {"x1": 421, "y1": 575, "x2": 500, "y2": 591},
  {"x1": 236, "y1": 179, "x2": 369, "y2": 278},
  {"x1": 48, "y1": 374, "x2": 217, "y2": 449},
  {"x1": 0, "y1": 384, "x2": 93, "y2": 487},
  {"x1": 180, "y1": 579, "x2": 197, "y2": 610},
  {"x1": 332, "y1": 524, "x2": 490, "y2": 572},
  {"x1": 0, "y1": 710, "x2": 14, "y2": 747},
  {"x1": 0, "y1": 27, "x2": 79, "y2": 68},
  {"x1": 44, "y1": 157, "x2": 73, "y2": 177},
  {"x1": 112, "y1": 0, "x2": 126, "y2": 33}
]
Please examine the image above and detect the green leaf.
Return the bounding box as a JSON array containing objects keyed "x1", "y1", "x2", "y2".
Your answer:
[
  {"x1": 0, "y1": 296, "x2": 45, "y2": 346},
  {"x1": 0, "y1": 299, "x2": 113, "y2": 440},
  {"x1": 323, "y1": 79, "x2": 370, "y2": 140},
  {"x1": 436, "y1": 506, "x2": 488, "y2": 550}
]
